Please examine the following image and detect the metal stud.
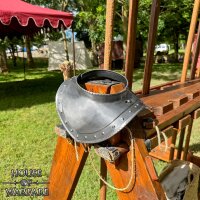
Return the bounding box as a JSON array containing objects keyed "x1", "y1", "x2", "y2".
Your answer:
[
  {"x1": 102, "y1": 132, "x2": 105, "y2": 135},
  {"x1": 84, "y1": 136, "x2": 87, "y2": 139}
]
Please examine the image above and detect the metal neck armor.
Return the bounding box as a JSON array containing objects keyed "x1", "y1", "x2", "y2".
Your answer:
[{"x1": 56, "y1": 70, "x2": 145, "y2": 144}]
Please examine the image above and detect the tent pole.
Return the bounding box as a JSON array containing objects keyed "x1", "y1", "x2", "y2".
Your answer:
[
  {"x1": 61, "y1": 26, "x2": 69, "y2": 61},
  {"x1": 22, "y1": 37, "x2": 26, "y2": 80},
  {"x1": 181, "y1": 0, "x2": 200, "y2": 83},
  {"x1": 72, "y1": 29, "x2": 76, "y2": 76}
]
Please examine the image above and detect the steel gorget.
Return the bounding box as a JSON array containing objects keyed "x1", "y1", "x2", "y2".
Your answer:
[{"x1": 56, "y1": 70, "x2": 145, "y2": 144}]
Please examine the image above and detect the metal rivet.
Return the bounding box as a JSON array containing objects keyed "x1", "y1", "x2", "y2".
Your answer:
[
  {"x1": 70, "y1": 129, "x2": 73, "y2": 132},
  {"x1": 102, "y1": 132, "x2": 105, "y2": 135},
  {"x1": 76, "y1": 135, "x2": 79, "y2": 138},
  {"x1": 129, "y1": 110, "x2": 132, "y2": 113},
  {"x1": 94, "y1": 135, "x2": 97, "y2": 138},
  {"x1": 84, "y1": 136, "x2": 87, "y2": 139},
  {"x1": 134, "y1": 105, "x2": 137, "y2": 108},
  {"x1": 121, "y1": 117, "x2": 124, "y2": 121},
  {"x1": 125, "y1": 100, "x2": 131, "y2": 103}
]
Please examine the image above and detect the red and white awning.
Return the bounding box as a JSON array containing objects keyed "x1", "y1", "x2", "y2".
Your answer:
[{"x1": 0, "y1": 0, "x2": 73, "y2": 38}]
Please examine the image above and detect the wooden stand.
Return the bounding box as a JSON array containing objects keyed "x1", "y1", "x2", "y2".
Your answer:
[
  {"x1": 44, "y1": 78, "x2": 200, "y2": 200},
  {"x1": 44, "y1": 81, "x2": 167, "y2": 200},
  {"x1": 44, "y1": 133, "x2": 166, "y2": 200}
]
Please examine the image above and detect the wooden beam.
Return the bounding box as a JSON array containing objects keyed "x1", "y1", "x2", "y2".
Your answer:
[
  {"x1": 44, "y1": 137, "x2": 88, "y2": 200},
  {"x1": 181, "y1": 0, "x2": 200, "y2": 83},
  {"x1": 100, "y1": 158, "x2": 107, "y2": 200},
  {"x1": 104, "y1": 0, "x2": 115, "y2": 70},
  {"x1": 125, "y1": 0, "x2": 139, "y2": 89},
  {"x1": 191, "y1": 21, "x2": 200, "y2": 80},
  {"x1": 142, "y1": 0, "x2": 160, "y2": 95}
]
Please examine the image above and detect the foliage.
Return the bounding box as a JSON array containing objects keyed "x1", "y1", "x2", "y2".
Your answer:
[
  {"x1": 75, "y1": 3, "x2": 106, "y2": 45},
  {"x1": 158, "y1": 0, "x2": 193, "y2": 43}
]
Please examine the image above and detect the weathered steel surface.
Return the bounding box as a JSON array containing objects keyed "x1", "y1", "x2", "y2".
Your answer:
[{"x1": 56, "y1": 70, "x2": 145, "y2": 144}]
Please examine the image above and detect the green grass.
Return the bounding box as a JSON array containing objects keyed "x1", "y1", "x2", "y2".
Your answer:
[{"x1": 0, "y1": 59, "x2": 199, "y2": 199}]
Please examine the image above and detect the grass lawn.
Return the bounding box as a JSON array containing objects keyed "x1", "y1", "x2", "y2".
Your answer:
[{"x1": 0, "y1": 58, "x2": 199, "y2": 199}]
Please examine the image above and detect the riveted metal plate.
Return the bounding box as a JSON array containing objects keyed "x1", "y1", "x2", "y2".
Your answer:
[{"x1": 56, "y1": 70, "x2": 145, "y2": 144}]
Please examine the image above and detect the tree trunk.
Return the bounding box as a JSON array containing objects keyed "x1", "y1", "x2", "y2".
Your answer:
[
  {"x1": 91, "y1": 42, "x2": 99, "y2": 67},
  {"x1": 25, "y1": 35, "x2": 34, "y2": 68},
  {"x1": 10, "y1": 43, "x2": 17, "y2": 67},
  {"x1": 174, "y1": 32, "x2": 179, "y2": 62},
  {"x1": 0, "y1": 49, "x2": 8, "y2": 73}
]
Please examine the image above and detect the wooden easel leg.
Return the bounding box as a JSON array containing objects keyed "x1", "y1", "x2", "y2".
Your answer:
[
  {"x1": 106, "y1": 139, "x2": 166, "y2": 200},
  {"x1": 100, "y1": 158, "x2": 107, "y2": 200},
  {"x1": 44, "y1": 136, "x2": 88, "y2": 200}
]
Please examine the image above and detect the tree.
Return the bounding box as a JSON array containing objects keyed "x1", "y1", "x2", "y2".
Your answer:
[
  {"x1": 157, "y1": 0, "x2": 193, "y2": 61},
  {"x1": 0, "y1": 40, "x2": 8, "y2": 73}
]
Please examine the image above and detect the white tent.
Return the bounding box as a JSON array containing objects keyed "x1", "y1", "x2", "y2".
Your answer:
[{"x1": 48, "y1": 41, "x2": 92, "y2": 71}]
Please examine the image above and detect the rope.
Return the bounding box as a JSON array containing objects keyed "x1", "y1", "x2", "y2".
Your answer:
[
  {"x1": 88, "y1": 126, "x2": 136, "y2": 192},
  {"x1": 155, "y1": 126, "x2": 168, "y2": 152},
  {"x1": 74, "y1": 140, "x2": 79, "y2": 161}
]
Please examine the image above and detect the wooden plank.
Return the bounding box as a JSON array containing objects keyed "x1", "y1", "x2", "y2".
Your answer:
[
  {"x1": 191, "y1": 21, "x2": 200, "y2": 80},
  {"x1": 189, "y1": 154, "x2": 200, "y2": 167},
  {"x1": 44, "y1": 137, "x2": 88, "y2": 200},
  {"x1": 125, "y1": 0, "x2": 139, "y2": 89},
  {"x1": 106, "y1": 139, "x2": 166, "y2": 200},
  {"x1": 176, "y1": 127, "x2": 186, "y2": 159},
  {"x1": 145, "y1": 95, "x2": 200, "y2": 138},
  {"x1": 178, "y1": 115, "x2": 191, "y2": 130},
  {"x1": 152, "y1": 102, "x2": 173, "y2": 116},
  {"x1": 140, "y1": 78, "x2": 200, "y2": 99},
  {"x1": 186, "y1": 91, "x2": 200, "y2": 100},
  {"x1": 110, "y1": 83, "x2": 125, "y2": 94},
  {"x1": 183, "y1": 119, "x2": 194, "y2": 160},
  {"x1": 145, "y1": 156, "x2": 159, "y2": 181},
  {"x1": 142, "y1": 81, "x2": 200, "y2": 107},
  {"x1": 100, "y1": 158, "x2": 107, "y2": 200},
  {"x1": 181, "y1": 0, "x2": 200, "y2": 83},
  {"x1": 169, "y1": 129, "x2": 178, "y2": 161},
  {"x1": 150, "y1": 147, "x2": 186, "y2": 162},
  {"x1": 85, "y1": 82, "x2": 111, "y2": 94},
  {"x1": 142, "y1": 0, "x2": 160, "y2": 95},
  {"x1": 150, "y1": 126, "x2": 174, "y2": 149},
  {"x1": 169, "y1": 95, "x2": 188, "y2": 109},
  {"x1": 194, "y1": 108, "x2": 200, "y2": 119}
]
